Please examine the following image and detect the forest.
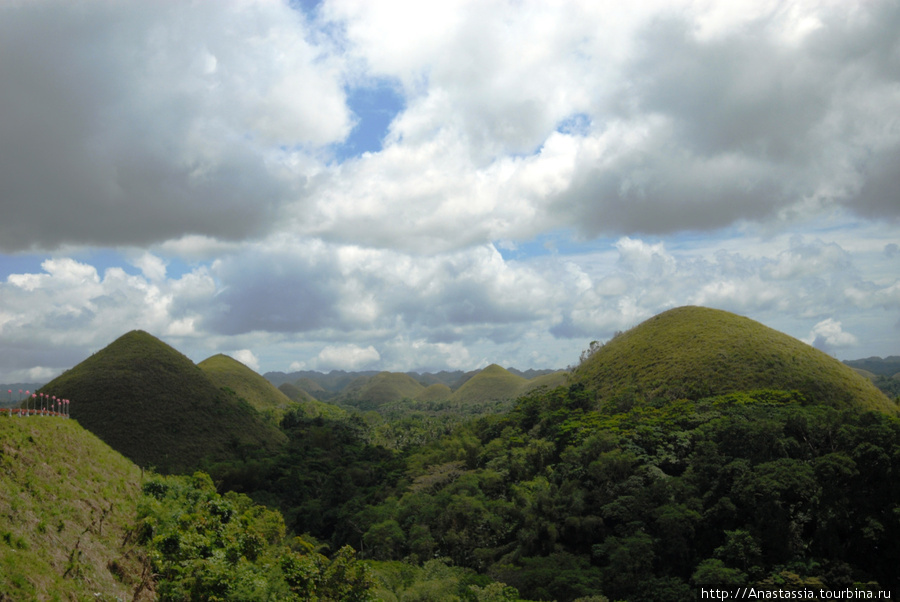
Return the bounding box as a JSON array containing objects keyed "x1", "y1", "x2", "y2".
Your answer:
[{"x1": 190, "y1": 385, "x2": 900, "y2": 601}]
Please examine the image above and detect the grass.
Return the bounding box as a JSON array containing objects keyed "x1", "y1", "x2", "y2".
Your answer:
[
  {"x1": 37, "y1": 331, "x2": 287, "y2": 473},
  {"x1": 0, "y1": 417, "x2": 150, "y2": 600},
  {"x1": 571, "y1": 306, "x2": 897, "y2": 414}
]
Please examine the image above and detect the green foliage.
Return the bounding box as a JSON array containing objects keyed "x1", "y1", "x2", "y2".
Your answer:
[
  {"x1": 137, "y1": 471, "x2": 377, "y2": 601},
  {"x1": 343, "y1": 384, "x2": 900, "y2": 601}
]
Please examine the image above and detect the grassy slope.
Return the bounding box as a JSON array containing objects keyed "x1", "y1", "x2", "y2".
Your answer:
[
  {"x1": 198, "y1": 353, "x2": 293, "y2": 412},
  {"x1": 38, "y1": 331, "x2": 286, "y2": 473},
  {"x1": 572, "y1": 306, "x2": 897, "y2": 413},
  {"x1": 448, "y1": 364, "x2": 529, "y2": 405},
  {"x1": 0, "y1": 417, "x2": 151, "y2": 601}
]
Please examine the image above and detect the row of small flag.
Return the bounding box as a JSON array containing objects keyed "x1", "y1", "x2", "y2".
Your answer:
[{"x1": 4, "y1": 389, "x2": 71, "y2": 418}]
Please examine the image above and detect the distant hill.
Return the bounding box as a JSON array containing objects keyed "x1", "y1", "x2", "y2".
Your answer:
[
  {"x1": 0, "y1": 383, "x2": 45, "y2": 408},
  {"x1": 337, "y1": 371, "x2": 426, "y2": 410},
  {"x1": 0, "y1": 417, "x2": 150, "y2": 600},
  {"x1": 199, "y1": 353, "x2": 293, "y2": 412},
  {"x1": 521, "y1": 370, "x2": 569, "y2": 394},
  {"x1": 571, "y1": 306, "x2": 897, "y2": 414},
  {"x1": 844, "y1": 356, "x2": 900, "y2": 378},
  {"x1": 38, "y1": 331, "x2": 287, "y2": 472},
  {"x1": 264, "y1": 367, "x2": 560, "y2": 398},
  {"x1": 293, "y1": 377, "x2": 327, "y2": 397},
  {"x1": 277, "y1": 382, "x2": 348, "y2": 419},
  {"x1": 277, "y1": 381, "x2": 318, "y2": 404},
  {"x1": 448, "y1": 364, "x2": 529, "y2": 405},
  {"x1": 415, "y1": 383, "x2": 453, "y2": 402}
]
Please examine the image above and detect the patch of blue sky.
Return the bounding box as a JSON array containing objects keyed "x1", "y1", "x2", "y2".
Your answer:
[
  {"x1": 288, "y1": 0, "x2": 322, "y2": 18},
  {"x1": 0, "y1": 254, "x2": 47, "y2": 281},
  {"x1": 495, "y1": 228, "x2": 618, "y2": 261},
  {"x1": 333, "y1": 80, "x2": 405, "y2": 161},
  {"x1": 556, "y1": 113, "x2": 592, "y2": 136},
  {"x1": 0, "y1": 249, "x2": 202, "y2": 282}
]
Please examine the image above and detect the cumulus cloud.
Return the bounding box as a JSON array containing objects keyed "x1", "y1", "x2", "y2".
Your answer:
[
  {"x1": 0, "y1": 0, "x2": 349, "y2": 252},
  {"x1": 315, "y1": 344, "x2": 381, "y2": 371},
  {"x1": 2, "y1": 1, "x2": 899, "y2": 380},
  {"x1": 232, "y1": 349, "x2": 261, "y2": 372},
  {"x1": 0, "y1": 257, "x2": 214, "y2": 378},
  {"x1": 302, "y1": 0, "x2": 900, "y2": 253},
  {"x1": 804, "y1": 318, "x2": 859, "y2": 354}
]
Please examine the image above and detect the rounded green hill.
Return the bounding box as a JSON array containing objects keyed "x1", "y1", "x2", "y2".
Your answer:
[
  {"x1": 198, "y1": 353, "x2": 292, "y2": 412},
  {"x1": 448, "y1": 364, "x2": 528, "y2": 404},
  {"x1": 39, "y1": 331, "x2": 286, "y2": 472},
  {"x1": 571, "y1": 306, "x2": 896, "y2": 414}
]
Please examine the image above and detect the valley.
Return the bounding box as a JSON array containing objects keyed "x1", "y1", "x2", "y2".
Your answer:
[{"x1": 2, "y1": 306, "x2": 898, "y2": 601}]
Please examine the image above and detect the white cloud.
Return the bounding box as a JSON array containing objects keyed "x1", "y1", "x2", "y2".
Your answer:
[
  {"x1": 232, "y1": 349, "x2": 261, "y2": 372},
  {"x1": 316, "y1": 344, "x2": 381, "y2": 371},
  {"x1": 132, "y1": 253, "x2": 168, "y2": 282},
  {"x1": 1, "y1": 1, "x2": 899, "y2": 380},
  {"x1": 804, "y1": 318, "x2": 859, "y2": 353}
]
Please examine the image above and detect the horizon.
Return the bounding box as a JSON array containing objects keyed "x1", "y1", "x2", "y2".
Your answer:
[{"x1": 2, "y1": 1, "x2": 899, "y2": 381}]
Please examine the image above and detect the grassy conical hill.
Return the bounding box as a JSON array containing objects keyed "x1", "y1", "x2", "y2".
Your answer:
[
  {"x1": 448, "y1": 364, "x2": 529, "y2": 405},
  {"x1": 339, "y1": 372, "x2": 426, "y2": 410},
  {"x1": 199, "y1": 353, "x2": 292, "y2": 412},
  {"x1": 572, "y1": 306, "x2": 897, "y2": 414},
  {"x1": 38, "y1": 331, "x2": 286, "y2": 472},
  {"x1": 415, "y1": 383, "x2": 452, "y2": 402},
  {"x1": 0, "y1": 417, "x2": 150, "y2": 600}
]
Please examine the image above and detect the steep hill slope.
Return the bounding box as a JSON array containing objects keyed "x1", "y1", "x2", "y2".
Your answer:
[
  {"x1": 198, "y1": 353, "x2": 293, "y2": 412},
  {"x1": 571, "y1": 306, "x2": 896, "y2": 413},
  {"x1": 38, "y1": 331, "x2": 287, "y2": 472},
  {"x1": 448, "y1": 364, "x2": 529, "y2": 405},
  {"x1": 0, "y1": 417, "x2": 150, "y2": 600}
]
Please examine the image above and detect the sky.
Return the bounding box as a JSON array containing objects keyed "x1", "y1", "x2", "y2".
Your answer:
[{"x1": 1, "y1": 0, "x2": 899, "y2": 383}]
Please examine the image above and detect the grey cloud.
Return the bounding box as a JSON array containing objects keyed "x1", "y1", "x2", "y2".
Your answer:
[
  {"x1": 558, "y1": 147, "x2": 788, "y2": 236},
  {"x1": 201, "y1": 243, "x2": 549, "y2": 345},
  {"x1": 0, "y1": 1, "x2": 340, "y2": 252},
  {"x1": 629, "y1": 17, "x2": 830, "y2": 162},
  {"x1": 853, "y1": 146, "x2": 900, "y2": 220},
  {"x1": 550, "y1": 1, "x2": 900, "y2": 238},
  {"x1": 203, "y1": 251, "x2": 343, "y2": 335}
]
